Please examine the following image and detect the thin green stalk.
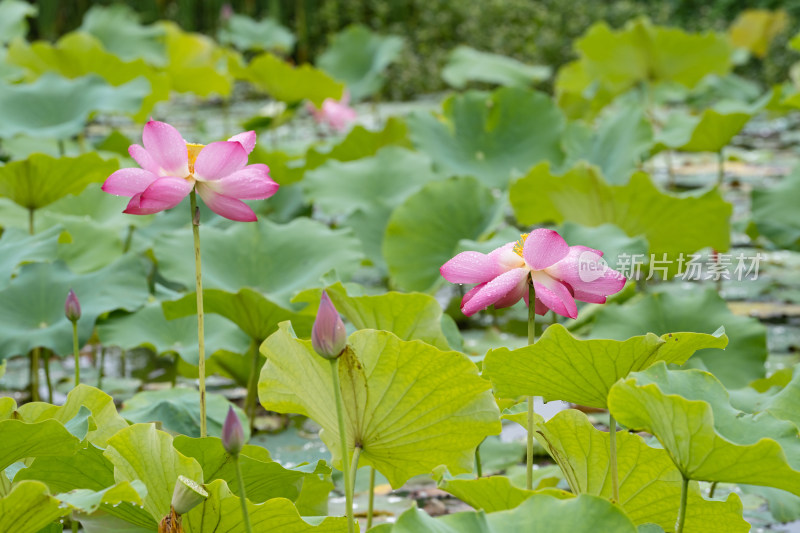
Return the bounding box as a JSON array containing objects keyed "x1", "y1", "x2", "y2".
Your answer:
[
  {"x1": 367, "y1": 467, "x2": 375, "y2": 530},
  {"x1": 120, "y1": 349, "x2": 126, "y2": 378},
  {"x1": 245, "y1": 338, "x2": 262, "y2": 430},
  {"x1": 609, "y1": 415, "x2": 619, "y2": 503},
  {"x1": 97, "y1": 347, "x2": 105, "y2": 389},
  {"x1": 716, "y1": 149, "x2": 724, "y2": 187},
  {"x1": 30, "y1": 347, "x2": 40, "y2": 402},
  {"x1": 72, "y1": 519, "x2": 78, "y2": 533},
  {"x1": 72, "y1": 321, "x2": 80, "y2": 387},
  {"x1": 234, "y1": 456, "x2": 253, "y2": 533},
  {"x1": 190, "y1": 191, "x2": 208, "y2": 438},
  {"x1": 676, "y1": 475, "x2": 689, "y2": 533},
  {"x1": 475, "y1": 439, "x2": 483, "y2": 478},
  {"x1": 350, "y1": 446, "x2": 362, "y2": 501},
  {"x1": 122, "y1": 224, "x2": 135, "y2": 253},
  {"x1": 28, "y1": 208, "x2": 35, "y2": 235},
  {"x1": 171, "y1": 353, "x2": 179, "y2": 388},
  {"x1": 331, "y1": 358, "x2": 354, "y2": 533},
  {"x1": 526, "y1": 282, "x2": 536, "y2": 491},
  {"x1": 708, "y1": 481, "x2": 717, "y2": 499},
  {"x1": 42, "y1": 350, "x2": 53, "y2": 402}
]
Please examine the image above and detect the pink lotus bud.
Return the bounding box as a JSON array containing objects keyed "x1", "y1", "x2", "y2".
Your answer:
[
  {"x1": 311, "y1": 291, "x2": 347, "y2": 359},
  {"x1": 64, "y1": 289, "x2": 81, "y2": 322},
  {"x1": 220, "y1": 3, "x2": 233, "y2": 21},
  {"x1": 222, "y1": 406, "x2": 244, "y2": 456}
]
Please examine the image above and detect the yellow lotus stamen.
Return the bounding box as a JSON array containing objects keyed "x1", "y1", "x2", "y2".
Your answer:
[
  {"x1": 186, "y1": 143, "x2": 204, "y2": 174},
  {"x1": 513, "y1": 233, "x2": 528, "y2": 257}
]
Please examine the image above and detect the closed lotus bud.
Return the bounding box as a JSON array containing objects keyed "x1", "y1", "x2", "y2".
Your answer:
[
  {"x1": 170, "y1": 475, "x2": 208, "y2": 516},
  {"x1": 222, "y1": 406, "x2": 244, "y2": 456},
  {"x1": 64, "y1": 289, "x2": 81, "y2": 322},
  {"x1": 311, "y1": 291, "x2": 347, "y2": 359}
]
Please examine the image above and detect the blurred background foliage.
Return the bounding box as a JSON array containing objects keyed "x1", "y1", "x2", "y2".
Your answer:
[{"x1": 29, "y1": 0, "x2": 799, "y2": 100}]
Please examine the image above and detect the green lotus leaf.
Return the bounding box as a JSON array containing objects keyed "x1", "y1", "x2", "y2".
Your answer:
[
  {"x1": 97, "y1": 301, "x2": 251, "y2": 365},
  {"x1": 163, "y1": 287, "x2": 314, "y2": 342},
  {"x1": 729, "y1": 9, "x2": 789, "y2": 58},
  {"x1": 591, "y1": 287, "x2": 767, "y2": 388},
  {"x1": 239, "y1": 52, "x2": 344, "y2": 106},
  {"x1": 510, "y1": 163, "x2": 732, "y2": 264},
  {"x1": 483, "y1": 323, "x2": 727, "y2": 408},
  {"x1": 0, "y1": 418, "x2": 81, "y2": 471},
  {"x1": 608, "y1": 362, "x2": 800, "y2": 493},
  {"x1": 15, "y1": 441, "x2": 116, "y2": 492},
  {"x1": 57, "y1": 481, "x2": 146, "y2": 514},
  {"x1": 104, "y1": 423, "x2": 204, "y2": 522},
  {"x1": 120, "y1": 389, "x2": 249, "y2": 439},
  {"x1": 562, "y1": 103, "x2": 653, "y2": 184},
  {"x1": 293, "y1": 281, "x2": 452, "y2": 350},
  {"x1": 161, "y1": 21, "x2": 236, "y2": 98},
  {"x1": 0, "y1": 73, "x2": 150, "y2": 138},
  {"x1": 184, "y1": 479, "x2": 348, "y2": 533},
  {"x1": 63, "y1": 405, "x2": 94, "y2": 440},
  {"x1": 218, "y1": 14, "x2": 295, "y2": 53},
  {"x1": 7, "y1": 32, "x2": 171, "y2": 121},
  {"x1": 259, "y1": 324, "x2": 501, "y2": 488},
  {"x1": 152, "y1": 217, "x2": 364, "y2": 307},
  {"x1": 407, "y1": 87, "x2": 566, "y2": 188},
  {"x1": 442, "y1": 45, "x2": 551, "y2": 89},
  {"x1": 0, "y1": 153, "x2": 117, "y2": 212},
  {"x1": 751, "y1": 167, "x2": 800, "y2": 251},
  {"x1": 384, "y1": 493, "x2": 638, "y2": 532},
  {"x1": 554, "y1": 59, "x2": 618, "y2": 121},
  {"x1": 383, "y1": 176, "x2": 501, "y2": 292},
  {"x1": 0, "y1": 256, "x2": 148, "y2": 360},
  {"x1": 0, "y1": 225, "x2": 63, "y2": 290},
  {"x1": 0, "y1": 481, "x2": 68, "y2": 533},
  {"x1": 0, "y1": 0, "x2": 37, "y2": 45},
  {"x1": 317, "y1": 24, "x2": 404, "y2": 102},
  {"x1": 432, "y1": 466, "x2": 542, "y2": 512},
  {"x1": 79, "y1": 4, "x2": 167, "y2": 66},
  {"x1": 558, "y1": 222, "x2": 649, "y2": 271},
  {"x1": 534, "y1": 409, "x2": 749, "y2": 532}
]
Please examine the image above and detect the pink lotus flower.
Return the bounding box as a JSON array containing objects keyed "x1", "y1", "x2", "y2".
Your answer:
[
  {"x1": 102, "y1": 121, "x2": 279, "y2": 222},
  {"x1": 440, "y1": 229, "x2": 626, "y2": 319},
  {"x1": 308, "y1": 92, "x2": 357, "y2": 132}
]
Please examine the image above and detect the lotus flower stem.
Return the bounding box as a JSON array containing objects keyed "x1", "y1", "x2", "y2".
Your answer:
[
  {"x1": 30, "y1": 347, "x2": 40, "y2": 402},
  {"x1": 367, "y1": 467, "x2": 375, "y2": 529},
  {"x1": 330, "y1": 358, "x2": 354, "y2": 533},
  {"x1": 526, "y1": 282, "x2": 536, "y2": 491},
  {"x1": 609, "y1": 414, "x2": 619, "y2": 503},
  {"x1": 72, "y1": 321, "x2": 80, "y2": 387},
  {"x1": 245, "y1": 338, "x2": 261, "y2": 430},
  {"x1": 234, "y1": 456, "x2": 253, "y2": 533},
  {"x1": 475, "y1": 439, "x2": 483, "y2": 478},
  {"x1": 676, "y1": 475, "x2": 689, "y2": 533},
  {"x1": 28, "y1": 208, "x2": 35, "y2": 235},
  {"x1": 190, "y1": 190, "x2": 208, "y2": 438}
]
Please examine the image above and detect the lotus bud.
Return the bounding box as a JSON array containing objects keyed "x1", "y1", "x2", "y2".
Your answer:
[
  {"x1": 170, "y1": 475, "x2": 208, "y2": 515},
  {"x1": 311, "y1": 291, "x2": 347, "y2": 359},
  {"x1": 64, "y1": 289, "x2": 81, "y2": 323},
  {"x1": 222, "y1": 406, "x2": 244, "y2": 456}
]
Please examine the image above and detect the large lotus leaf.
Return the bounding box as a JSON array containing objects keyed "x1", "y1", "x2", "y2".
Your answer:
[
  {"x1": 218, "y1": 14, "x2": 295, "y2": 53},
  {"x1": 407, "y1": 87, "x2": 566, "y2": 188},
  {"x1": 184, "y1": 479, "x2": 348, "y2": 533},
  {"x1": 240, "y1": 52, "x2": 344, "y2": 106},
  {"x1": 0, "y1": 153, "x2": 117, "y2": 211},
  {"x1": 751, "y1": 168, "x2": 800, "y2": 251},
  {"x1": 534, "y1": 409, "x2": 749, "y2": 532},
  {"x1": 0, "y1": 73, "x2": 150, "y2": 138},
  {"x1": 483, "y1": 323, "x2": 727, "y2": 408},
  {"x1": 7, "y1": 32, "x2": 171, "y2": 120},
  {"x1": 120, "y1": 389, "x2": 249, "y2": 440},
  {"x1": 0, "y1": 225, "x2": 63, "y2": 290},
  {"x1": 0, "y1": 481, "x2": 68, "y2": 533},
  {"x1": 317, "y1": 24, "x2": 404, "y2": 102},
  {"x1": 0, "y1": 256, "x2": 148, "y2": 359},
  {"x1": 0, "y1": 419, "x2": 80, "y2": 471},
  {"x1": 259, "y1": 324, "x2": 501, "y2": 488},
  {"x1": 0, "y1": 0, "x2": 36, "y2": 45},
  {"x1": 161, "y1": 21, "x2": 235, "y2": 98},
  {"x1": 608, "y1": 362, "x2": 800, "y2": 493},
  {"x1": 292, "y1": 281, "x2": 452, "y2": 350},
  {"x1": 56, "y1": 481, "x2": 146, "y2": 514},
  {"x1": 729, "y1": 9, "x2": 789, "y2": 58},
  {"x1": 383, "y1": 176, "x2": 501, "y2": 292},
  {"x1": 554, "y1": 59, "x2": 618, "y2": 121},
  {"x1": 97, "y1": 301, "x2": 251, "y2": 365},
  {"x1": 163, "y1": 288, "x2": 314, "y2": 342},
  {"x1": 432, "y1": 467, "x2": 541, "y2": 512},
  {"x1": 17, "y1": 385, "x2": 128, "y2": 447},
  {"x1": 384, "y1": 493, "x2": 637, "y2": 532},
  {"x1": 591, "y1": 287, "x2": 767, "y2": 388},
  {"x1": 152, "y1": 217, "x2": 363, "y2": 307},
  {"x1": 442, "y1": 45, "x2": 550, "y2": 90},
  {"x1": 79, "y1": 4, "x2": 167, "y2": 66},
  {"x1": 104, "y1": 423, "x2": 204, "y2": 522},
  {"x1": 510, "y1": 163, "x2": 731, "y2": 262},
  {"x1": 562, "y1": 103, "x2": 653, "y2": 184}
]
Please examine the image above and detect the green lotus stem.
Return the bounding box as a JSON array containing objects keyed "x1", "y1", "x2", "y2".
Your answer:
[
  {"x1": 245, "y1": 338, "x2": 262, "y2": 430},
  {"x1": 72, "y1": 321, "x2": 80, "y2": 387},
  {"x1": 526, "y1": 282, "x2": 536, "y2": 491},
  {"x1": 716, "y1": 149, "x2": 724, "y2": 187},
  {"x1": 475, "y1": 439, "x2": 483, "y2": 478},
  {"x1": 97, "y1": 347, "x2": 105, "y2": 389},
  {"x1": 120, "y1": 349, "x2": 126, "y2": 378},
  {"x1": 72, "y1": 519, "x2": 78, "y2": 533},
  {"x1": 190, "y1": 191, "x2": 208, "y2": 438},
  {"x1": 331, "y1": 358, "x2": 354, "y2": 533},
  {"x1": 122, "y1": 224, "x2": 135, "y2": 254},
  {"x1": 367, "y1": 467, "x2": 375, "y2": 529},
  {"x1": 28, "y1": 208, "x2": 35, "y2": 235},
  {"x1": 676, "y1": 475, "x2": 689, "y2": 533},
  {"x1": 708, "y1": 481, "x2": 717, "y2": 499},
  {"x1": 609, "y1": 414, "x2": 619, "y2": 503},
  {"x1": 30, "y1": 347, "x2": 40, "y2": 402},
  {"x1": 42, "y1": 350, "x2": 53, "y2": 402},
  {"x1": 234, "y1": 455, "x2": 253, "y2": 533},
  {"x1": 350, "y1": 445, "x2": 362, "y2": 501}
]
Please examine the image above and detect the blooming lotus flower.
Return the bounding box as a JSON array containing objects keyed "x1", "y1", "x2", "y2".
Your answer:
[
  {"x1": 440, "y1": 229, "x2": 626, "y2": 319},
  {"x1": 311, "y1": 290, "x2": 347, "y2": 359},
  {"x1": 102, "y1": 120, "x2": 279, "y2": 222},
  {"x1": 308, "y1": 92, "x2": 357, "y2": 132}
]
